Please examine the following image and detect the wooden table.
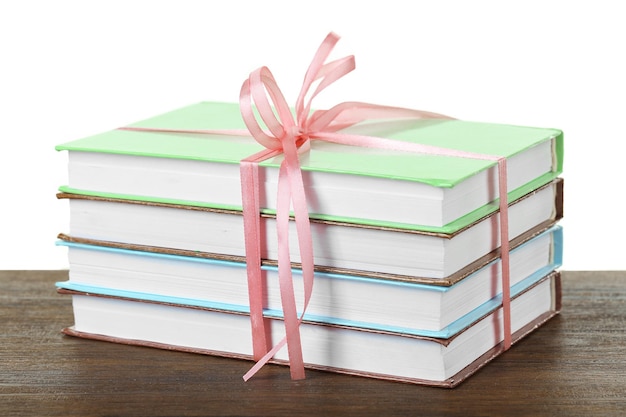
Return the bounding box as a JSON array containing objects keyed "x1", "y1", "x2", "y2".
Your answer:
[{"x1": 1, "y1": 270, "x2": 625, "y2": 416}]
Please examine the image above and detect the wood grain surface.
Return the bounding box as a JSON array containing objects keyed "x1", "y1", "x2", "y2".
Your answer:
[{"x1": 1, "y1": 270, "x2": 625, "y2": 416}]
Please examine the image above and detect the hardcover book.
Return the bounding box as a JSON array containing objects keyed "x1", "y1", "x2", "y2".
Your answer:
[{"x1": 55, "y1": 101, "x2": 563, "y2": 232}]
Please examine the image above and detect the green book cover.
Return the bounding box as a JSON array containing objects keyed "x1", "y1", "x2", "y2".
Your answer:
[{"x1": 56, "y1": 101, "x2": 563, "y2": 232}]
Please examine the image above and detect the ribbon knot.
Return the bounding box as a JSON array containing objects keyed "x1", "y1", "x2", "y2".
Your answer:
[{"x1": 287, "y1": 126, "x2": 310, "y2": 150}]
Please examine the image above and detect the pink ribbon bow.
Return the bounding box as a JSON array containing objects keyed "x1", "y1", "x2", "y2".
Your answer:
[{"x1": 237, "y1": 32, "x2": 511, "y2": 381}]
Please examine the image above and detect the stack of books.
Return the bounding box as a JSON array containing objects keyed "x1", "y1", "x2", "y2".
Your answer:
[{"x1": 55, "y1": 101, "x2": 564, "y2": 387}]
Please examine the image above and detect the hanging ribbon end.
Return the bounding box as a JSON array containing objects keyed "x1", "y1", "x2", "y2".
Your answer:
[
  {"x1": 289, "y1": 367, "x2": 306, "y2": 381},
  {"x1": 242, "y1": 370, "x2": 254, "y2": 383}
]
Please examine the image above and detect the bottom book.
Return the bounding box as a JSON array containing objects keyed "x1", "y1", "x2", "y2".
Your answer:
[{"x1": 58, "y1": 271, "x2": 561, "y2": 388}]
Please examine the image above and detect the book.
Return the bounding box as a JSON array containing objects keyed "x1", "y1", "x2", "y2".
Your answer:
[
  {"x1": 55, "y1": 225, "x2": 561, "y2": 337},
  {"x1": 56, "y1": 178, "x2": 562, "y2": 281},
  {"x1": 55, "y1": 101, "x2": 563, "y2": 232},
  {"x1": 57, "y1": 270, "x2": 561, "y2": 388}
]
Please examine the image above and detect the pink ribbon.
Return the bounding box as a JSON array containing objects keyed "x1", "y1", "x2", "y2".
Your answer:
[
  {"x1": 237, "y1": 32, "x2": 511, "y2": 381},
  {"x1": 121, "y1": 32, "x2": 512, "y2": 381}
]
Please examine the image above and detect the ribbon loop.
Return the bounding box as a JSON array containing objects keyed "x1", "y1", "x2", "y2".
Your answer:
[{"x1": 240, "y1": 66, "x2": 296, "y2": 151}]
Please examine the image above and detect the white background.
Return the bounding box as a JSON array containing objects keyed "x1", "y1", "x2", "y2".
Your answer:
[{"x1": 1, "y1": 1, "x2": 624, "y2": 270}]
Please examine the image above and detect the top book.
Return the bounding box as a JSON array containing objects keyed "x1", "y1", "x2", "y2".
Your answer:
[{"x1": 56, "y1": 101, "x2": 563, "y2": 232}]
